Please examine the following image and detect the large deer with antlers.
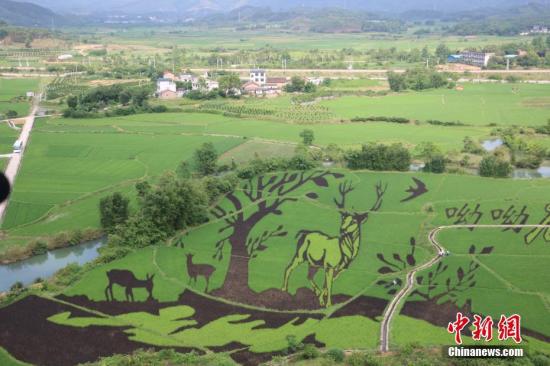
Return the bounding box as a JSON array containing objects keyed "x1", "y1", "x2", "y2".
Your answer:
[{"x1": 282, "y1": 181, "x2": 387, "y2": 307}]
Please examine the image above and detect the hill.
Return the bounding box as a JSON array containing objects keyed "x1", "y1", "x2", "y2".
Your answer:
[
  {"x1": 25, "y1": 0, "x2": 550, "y2": 16},
  {"x1": 0, "y1": 0, "x2": 66, "y2": 27}
]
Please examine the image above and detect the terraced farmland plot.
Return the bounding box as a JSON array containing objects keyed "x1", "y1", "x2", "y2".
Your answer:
[
  {"x1": 321, "y1": 83, "x2": 550, "y2": 126},
  {"x1": 1, "y1": 171, "x2": 548, "y2": 366}
]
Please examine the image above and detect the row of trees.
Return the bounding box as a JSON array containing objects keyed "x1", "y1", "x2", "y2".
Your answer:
[
  {"x1": 344, "y1": 143, "x2": 411, "y2": 171},
  {"x1": 284, "y1": 76, "x2": 317, "y2": 93},
  {"x1": 388, "y1": 69, "x2": 450, "y2": 92},
  {"x1": 64, "y1": 84, "x2": 165, "y2": 118}
]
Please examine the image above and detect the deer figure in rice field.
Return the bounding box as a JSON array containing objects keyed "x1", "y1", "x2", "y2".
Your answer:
[
  {"x1": 186, "y1": 253, "x2": 216, "y2": 293},
  {"x1": 105, "y1": 270, "x2": 155, "y2": 302},
  {"x1": 282, "y1": 181, "x2": 387, "y2": 307}
]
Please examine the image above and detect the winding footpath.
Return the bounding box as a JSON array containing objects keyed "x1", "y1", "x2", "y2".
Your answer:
[
  {"x1": 379, "y1": 224, "x2": 550, "y2": 353},
  {"x1": 0, "y1": 97, "x2": 39, "y2": 224}
]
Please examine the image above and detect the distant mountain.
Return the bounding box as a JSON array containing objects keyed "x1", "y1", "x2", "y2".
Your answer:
[
  {"x1": 0, "y1": 0, "x2": 67, "y2": 27},
  {"x1": 24, "y1": 0, "x2": 549, "y2": 15}
]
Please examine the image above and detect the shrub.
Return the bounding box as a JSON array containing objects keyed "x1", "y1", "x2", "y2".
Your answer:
[
  {"x1": 150, "y1": 104, "x2": 168, "y2": 113},
  {"x1": 351, "y1": 116, "x2": 409, "y2": 124},
  {"x1": 326, "y1": 348, "x2": 345, "y2": 363},
  {"x1": 345, "y1": 143, "x2": 411, "y2": 171},
  {"x1": 29, "y1": 240, "x2": 48, "y2": 256},
  {"x1": 426, "y1": 119, "x2": 465, "y2": 127},
  {"x1": 100, "y1": 192, "x2": 130, "y2": 233},
  {"x1": 96, "y1": 246, "x2": 132, "y2": 264},
  {"x1": 479, "y1": 155, "x2": 512, "y2": 178},
  {"x1": 194, "y1": 142, "x2": 218, "y2": 176},
  {"x1": 285, "y1": 335, "x2": 303, "y2": 354},
  {"x1": 301, "y1": 344, "x2": 320, "y2": 359},
  {"x1": 51, "y1": 263, "x2": 83, "y2": 287},
  {"x1": 300, "y1": 129, "x2": 315, "y2": 145},
  {"x1": 288, "y1": 155, "x2": 316, "y2": 170},
  {"x1": 10, "y1": 281, "x2": 24, "y2": 292},
  {"x1": 462, "y1": 136, "x2": 484, "y2": 154},
  {"x1": 5, "y1": 110, "x2": 18, "y2": 118},
  {"x1": 346, "y1": 352, "x2": 381, "y2": 366},
  {"x1": 423, "y1": 155, "x2": 446, "y2": 173}
]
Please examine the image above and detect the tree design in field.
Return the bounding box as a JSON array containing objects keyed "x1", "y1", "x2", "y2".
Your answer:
[
  {"x1": 282, "y1": 180, "x2": 388, "y2": 307},
  {"x1": 375, "y1": 237, "x2": 418, "y2": 295},
  {"x1": 210, "y1": 170, "x2": 345, "y2": 301},
  {"x1": 400, "y1": 244, "x2": 494, "y2": 327}
]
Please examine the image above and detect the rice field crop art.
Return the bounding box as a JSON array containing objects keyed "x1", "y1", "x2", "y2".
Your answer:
[{"x1": 1, "y1": 171, "x2": 549, "y2": 365}]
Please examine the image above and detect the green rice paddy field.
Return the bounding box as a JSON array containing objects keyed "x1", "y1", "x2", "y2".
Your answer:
[
  {"x1": 0, "y1": 78, "x2": 40, "y2": 118},
  {"x1": 57, "y1": 170, "x2": 550, "y2": 353},
  {"x1": 0, "y1": 118, "x2": 243, "y2": 251},
  {"x1": 0, "y1": 122, "x2": 18, "y2": 155},
  {"x1": 101, "y1": 29, "x2": 529, "y2": 53},
  {"x1": 321, "y1": 83, "x2": 550, "y2": 126},
  {"x1": 0, "y1": 111, "x2": 486, "y2": 243},
  {"x1": 2, "y1": 82, "x2": 548, "y2": 249}
]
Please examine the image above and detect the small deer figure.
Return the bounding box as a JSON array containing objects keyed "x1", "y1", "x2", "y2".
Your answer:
[
  {"x1": 186, "y1": 253, "x2": 216, "y2": 293},
  {"x1": 105, "y1": 270, "x2": 154, "y2": 302},
  {"x1": 282, "y1": 181, "x2": 387, "y2": 307}
]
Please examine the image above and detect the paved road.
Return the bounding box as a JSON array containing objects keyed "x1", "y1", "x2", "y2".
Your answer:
[
  {"x1": 379, "y1": 224, "x2": 550, "y2": 353},
  {"x1": 0, "y1": 99, "x2": 38, "y2": 224},
  {"x1": 190, "y1": 67, "x2": 550, "y2": 75}
]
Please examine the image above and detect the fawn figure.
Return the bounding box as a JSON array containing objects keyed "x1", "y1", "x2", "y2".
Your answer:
[{"x1": 186, "y1": 253, "x2": 216, "y2": 293}]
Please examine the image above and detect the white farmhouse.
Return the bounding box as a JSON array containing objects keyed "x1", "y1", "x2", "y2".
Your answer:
[
  {"x1": 156, "y1": 78, "x2": 179, "y2": 99},
  {"x1": 250, "y1": 69, "x2": 266, "y2": 85}
]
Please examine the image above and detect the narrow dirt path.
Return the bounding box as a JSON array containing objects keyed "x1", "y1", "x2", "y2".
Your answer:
[{"x1": 379, "y1": 224, "x2": 550, "y2": 353}]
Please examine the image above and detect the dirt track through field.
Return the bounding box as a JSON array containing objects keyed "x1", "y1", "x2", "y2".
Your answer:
[{"x1": 379, "y1": 224, "x2": 550, "y2": 353}]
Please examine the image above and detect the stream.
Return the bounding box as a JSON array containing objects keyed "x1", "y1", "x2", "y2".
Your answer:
[{"x1": 0, "y1": 238, "x2": 104, "y2": 292}]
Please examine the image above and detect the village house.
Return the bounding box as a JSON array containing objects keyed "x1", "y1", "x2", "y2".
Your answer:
[
  {"x1": 242, "y1": 81, "x2": 262, "y2": 95},
  {"x1": 243, "y1": 70, "x2": 288, "y2": 96},
  {"x1": 250, "y1": 69, "x2": 267, "y2": 85},
  {"x1": 156, "y1": 69, "x2": 221, "y2": 98},
  {"x1": 156, "y1": 78, "x2": 184, "y2": 99},
  {"x1": 163, "y1": 71, "x2": 176, "y2": 81},
  {"x1": 265, "y1": 77, "x2": 288, "y2": 89},
  {"x1": 306, "y1": 77, "x2": 325, "y2": 86}
]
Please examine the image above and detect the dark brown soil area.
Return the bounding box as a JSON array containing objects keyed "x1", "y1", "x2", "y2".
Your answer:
[
  {"x1": 0, "y1": 295, "x2": 195, "y2": 366},
  {"x1": 213, "y1": 286, "x2": 354, "y2": 311},
  {"x1": 401, "y1": 297, "x2": 474, "y2": 331},
  {"x1": 329, "y1": 295, "x2": 388, "y2": 320}
]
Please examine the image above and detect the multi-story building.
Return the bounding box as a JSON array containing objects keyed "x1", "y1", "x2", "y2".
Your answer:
[
  {"x1": 458, "y1": 51, "x2": 494, "y2": 68},
  {"x1": 250, "y1": 69, "x2": 266, "y2": 85}
]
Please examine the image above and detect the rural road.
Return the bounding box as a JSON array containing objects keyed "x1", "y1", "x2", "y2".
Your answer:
[
  {"x1": 190, "y1": 67, "x2": 550, "y2": 75},
  {"x1": 379, "y1": 224, "x2": 550, "y2": 353},
  {"x1": 0, "y1": 98, "x2": 39, "y2": 224}
]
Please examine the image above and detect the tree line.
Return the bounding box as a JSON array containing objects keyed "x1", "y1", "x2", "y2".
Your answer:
[{"x1": 63, "y1": 84, "x2": 167, "y2": 118}]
